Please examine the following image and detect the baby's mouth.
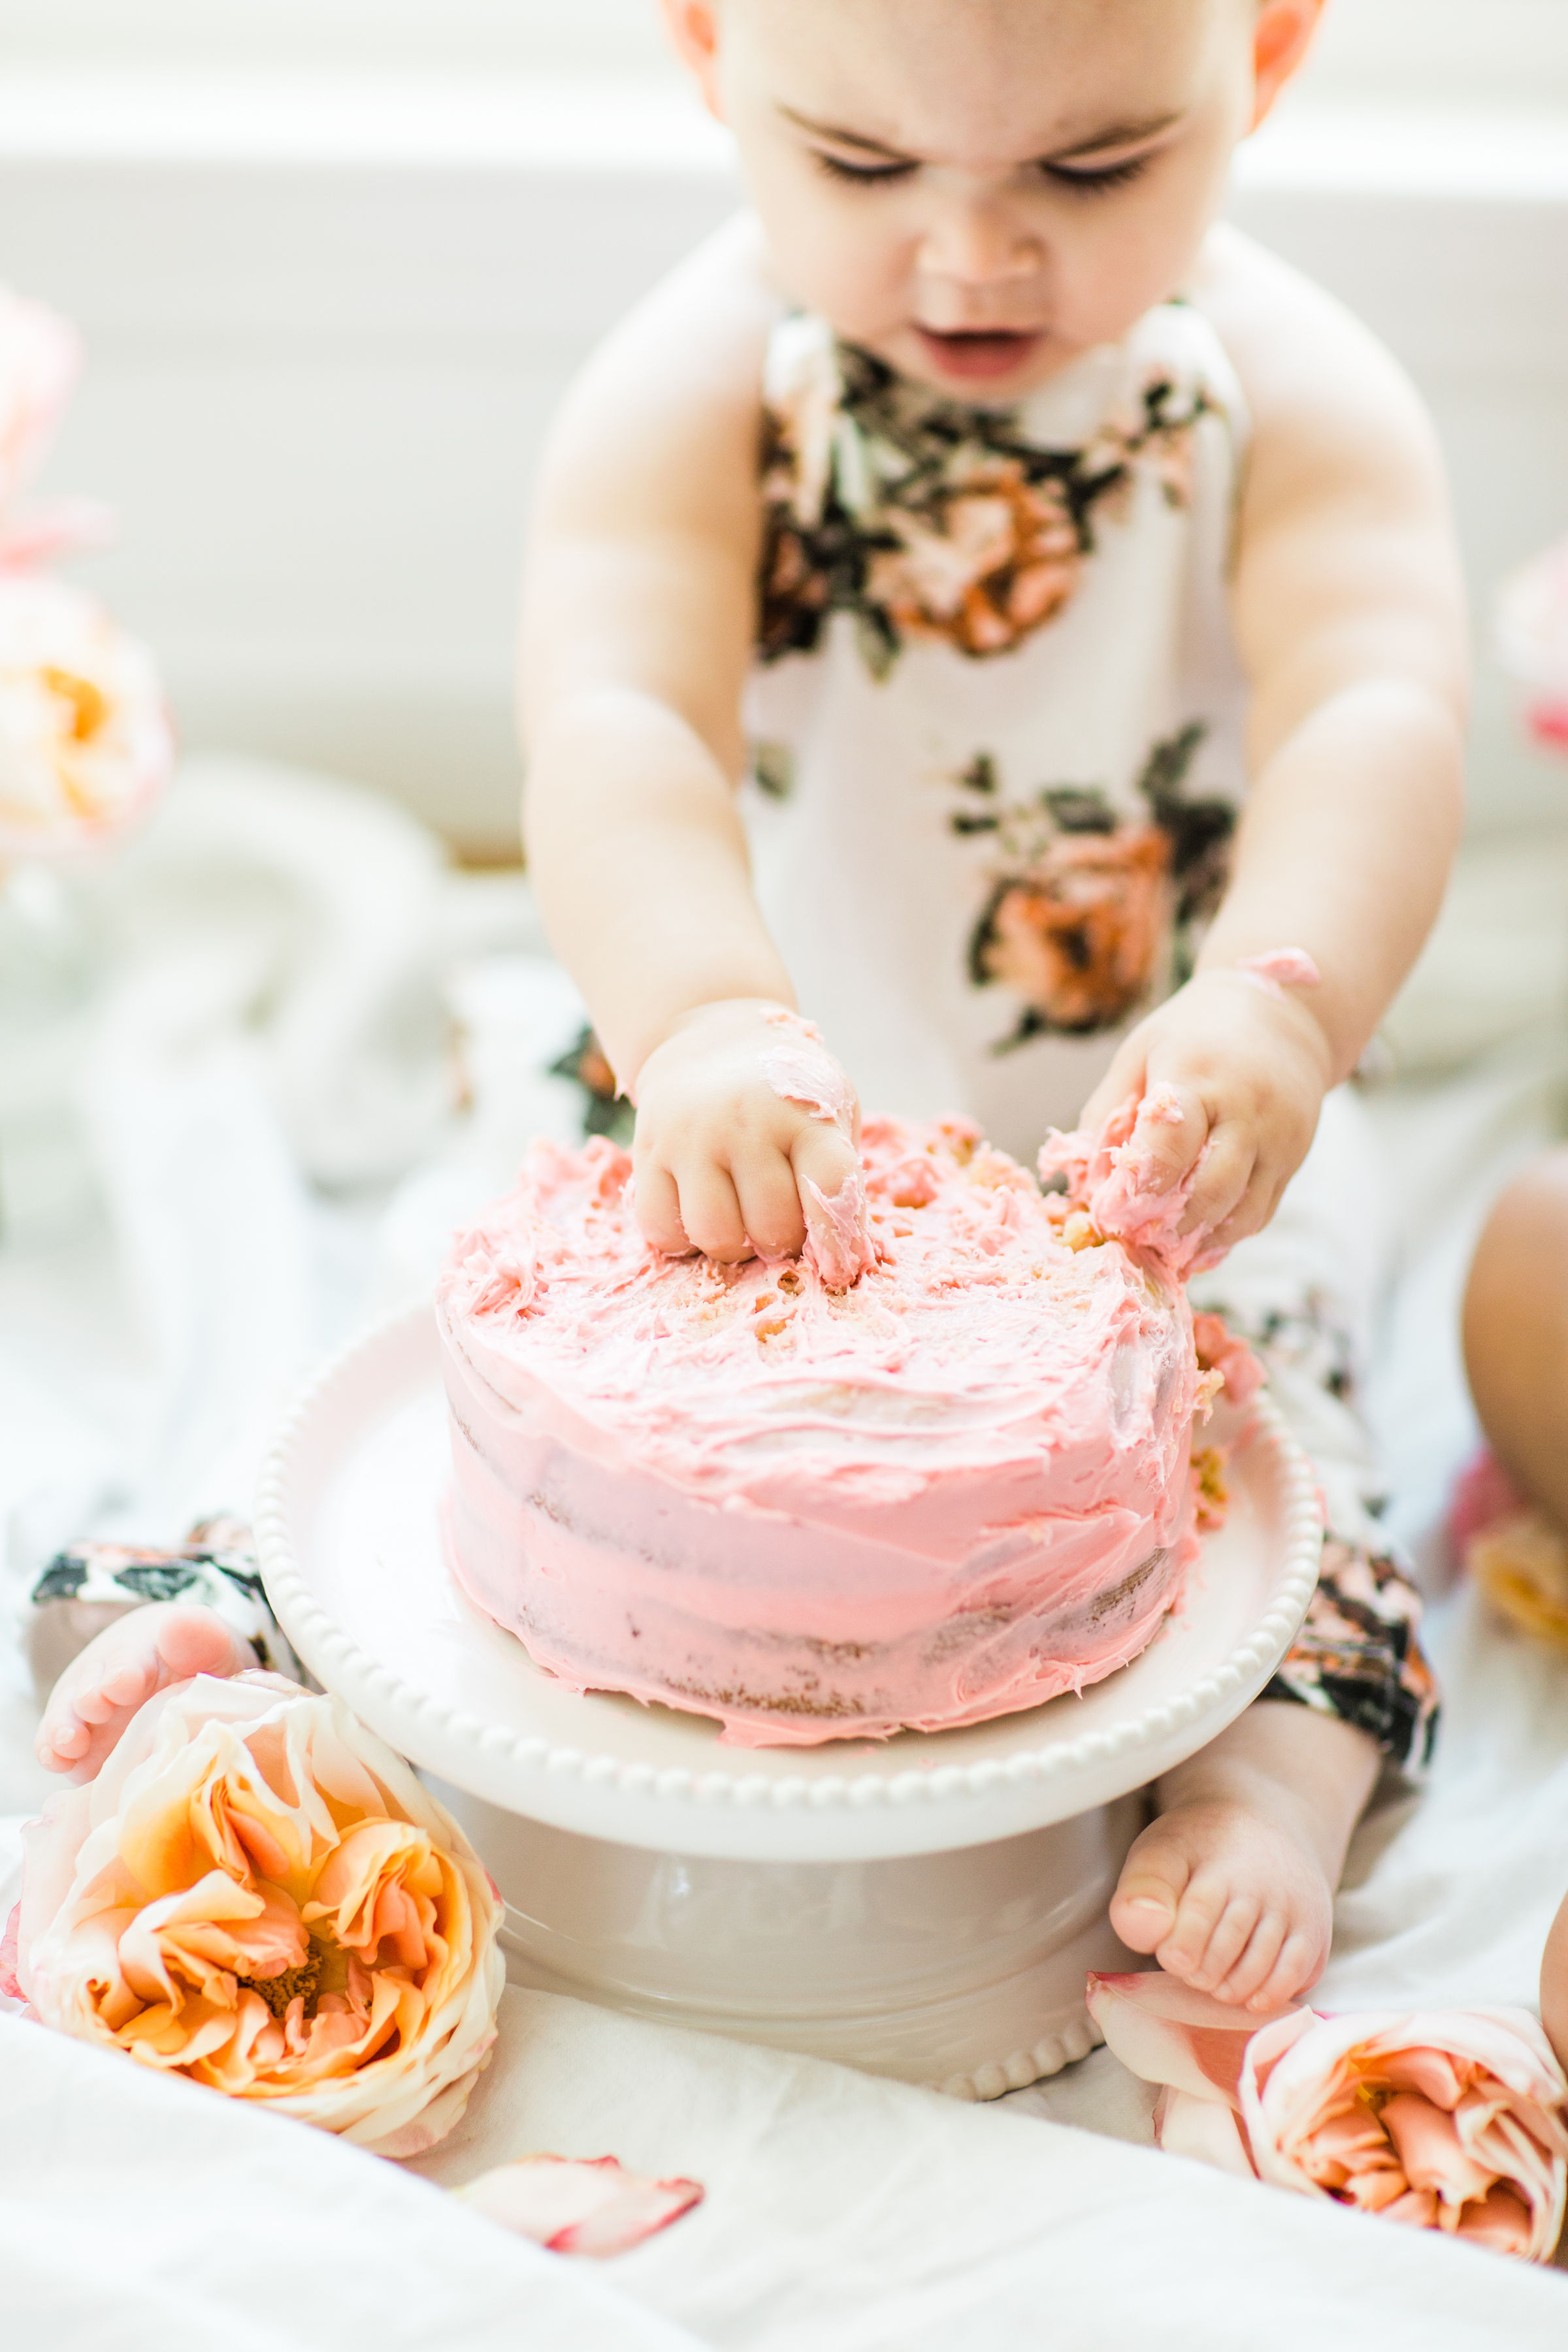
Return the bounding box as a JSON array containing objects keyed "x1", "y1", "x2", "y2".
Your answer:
[{"x1": 913, "y1": 327, "x2": 1043, "y2": 382}]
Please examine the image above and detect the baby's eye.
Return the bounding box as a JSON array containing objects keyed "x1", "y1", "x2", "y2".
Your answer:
[
  {"x1": 811, "y1": 151, "x2": 917, "y2": 186},
  {"x1": 1042, "y1": 154, "x2": 1152, "y2": 197}
]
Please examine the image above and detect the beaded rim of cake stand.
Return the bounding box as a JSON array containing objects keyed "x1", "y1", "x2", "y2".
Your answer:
[
  {"x1": 932, "y1": 2009, "x2": 1104, "y2": 2103},
  {"x1": 255, "y1": 1304, "x2": 1324, "y2": 1818}
]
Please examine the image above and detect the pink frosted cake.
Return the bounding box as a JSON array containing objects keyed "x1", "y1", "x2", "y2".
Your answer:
[{"x1": 436, "y1": 1116, "x2": 1209, "y2": 1747}]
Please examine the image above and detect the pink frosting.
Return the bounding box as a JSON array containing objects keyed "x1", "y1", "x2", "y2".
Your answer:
[
  {"x1": 759, "y1": 1007, "x2": 857, "y2": 1128},
  {"x1": 760, "y1": 1007, "x2": 874, "y2": 1284},
  {"x1": 436, "y1": 1115, "x2": 1206, "y2": 1746},
  {"x1": 1235, "y1": 949, "x2": 1322, "y2": 1001},
  {"x1": 1039, "y1": 1093, "x2": 1209, "y2": 1279}
]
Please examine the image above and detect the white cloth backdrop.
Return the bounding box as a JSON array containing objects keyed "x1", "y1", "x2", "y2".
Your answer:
[{"x1": 3, "y1": 756, "x2": 1567, "y2": 2345}]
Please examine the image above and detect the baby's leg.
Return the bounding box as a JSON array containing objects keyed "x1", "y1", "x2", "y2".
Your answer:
[
  {"x1": 36, "y1": 1604, "x2": 255, "y2": 1780},
  {"x1": 1463, "y1": 1149, "x2": 1568, "y2": 1534},
  {"x1": 1110, "y1": 1701, "x2": 1379, "y2": 2011}
]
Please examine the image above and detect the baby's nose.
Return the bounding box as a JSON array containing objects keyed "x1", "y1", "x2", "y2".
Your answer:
[{"x1": 917, "y1": 195, "x2": 1043, "y2": 291}]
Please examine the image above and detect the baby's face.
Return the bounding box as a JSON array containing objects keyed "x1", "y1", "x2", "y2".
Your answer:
[{"x1": 671, "y1": 0, "x2": 1314, "y2": 397}]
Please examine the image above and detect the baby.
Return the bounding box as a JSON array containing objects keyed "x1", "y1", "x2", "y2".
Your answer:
[{"x1": 40, "y1": 0, "x2": 1467, "y2": 2022}]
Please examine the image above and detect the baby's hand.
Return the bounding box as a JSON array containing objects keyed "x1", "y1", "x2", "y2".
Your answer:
[
  {"x1": 631, "y1": 998, "x2": 868, "y2": 1276},
  {"x1": 1075, "y1": 965, "x2": 1333, "y2": 1256}
]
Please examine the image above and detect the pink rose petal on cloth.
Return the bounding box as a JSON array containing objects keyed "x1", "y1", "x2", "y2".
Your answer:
[
  {"x1": 457, "y1": 2155, "x2": 704, "y2": 2256},
  {"x1": 1092, "y1": 1969, "x2": 1568, "y2": 2263}
]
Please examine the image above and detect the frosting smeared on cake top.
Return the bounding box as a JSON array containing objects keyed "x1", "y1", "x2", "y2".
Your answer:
[{"x1": 442, "y1": 1115, "x2": 1191, "y2": 1508}]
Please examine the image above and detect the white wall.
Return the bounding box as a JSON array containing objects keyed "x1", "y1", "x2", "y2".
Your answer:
[
  {"x1": 1, "y1": 14, "x2": 1565, "y2": 854},
  {"x1": 3, "y1": 0, "x2": 1568, "y2": 105}
]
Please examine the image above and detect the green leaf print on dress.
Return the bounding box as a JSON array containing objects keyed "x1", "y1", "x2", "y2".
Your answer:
[
  {"x1": 759, "y1": 330, "x2": 1220, "y2": 676},
  {"x1": 957, "y1": 724, "x2": 1236, "y2": 1048}
]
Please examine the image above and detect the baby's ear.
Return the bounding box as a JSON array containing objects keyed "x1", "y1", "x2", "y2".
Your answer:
[
  {"x1": 659, "y1": 1, "x2": 727, "y2": 122},
  {"x1": 1249, "y1": 0, "x2": 1326, "y2": 134}
]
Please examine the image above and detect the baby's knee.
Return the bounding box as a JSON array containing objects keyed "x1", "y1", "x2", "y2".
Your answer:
[
  {"x1": 1543, "y1": 1889, "x2": 1568, "y2": 2071},
  {"x1": 1464, "y1": 1149, "x2": 1568, "y2": 1374}
]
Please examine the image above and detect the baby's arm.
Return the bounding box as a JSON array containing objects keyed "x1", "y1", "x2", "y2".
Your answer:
[
  {"x1": 1080, "y1": 228, "x2": 1468, "y2": 1250},
  {"x1": 521, "y1": 220, "x2": 859, "y2": 1267}
]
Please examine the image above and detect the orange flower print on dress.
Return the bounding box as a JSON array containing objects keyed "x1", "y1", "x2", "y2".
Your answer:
[
  {"x1": 864, "y1": 464, "x2": 1081, "y2": 659},
  {"x1": 973, "y1": 826, "x2": 1172, "y2": 1032},
  {"x1": 757, "y1": 318, "x2": 1221, "y2": 679},
  {"x1": 958, "y1": 727, "x2": 1236, "y2": 1049}
]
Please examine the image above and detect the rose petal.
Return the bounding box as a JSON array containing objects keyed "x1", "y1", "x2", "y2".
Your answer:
[
  {"x1": 1154, "y1": 2087, "x2": 1256, "y2": 2178},
  {"x1": 1381, "y1": 2187, "x2": 1440, "y2": 2230},
  {"x1": 1458, "y1": 2184, "x2": 1535, "y2": 2256},
  {"x1": 457, "y1": 2155, "x2": 704, "y2": 2257},
  {"x1": 1373, "y1": 2046, "x2": 1469, "y2": 2110},
  {"x1": 1087, "y1": 1970, "x2": 1302, "y2": 2110},
  {"x1": 1380, "y1": 2093, "x2": 1497, "y2": 2208}
]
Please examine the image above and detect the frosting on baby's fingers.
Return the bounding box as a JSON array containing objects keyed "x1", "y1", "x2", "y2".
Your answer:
[
  {"x1": 1040, "y1": 1092, "x2": 1215, "y2": 1277},
  {"x1": 1234, "y1": 947, "x2": 1322, "y2": 999}
]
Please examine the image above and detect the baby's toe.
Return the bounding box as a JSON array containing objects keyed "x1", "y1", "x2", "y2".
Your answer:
[
  {"x1": 37, "y1": 1714, "x2": 91, "y2": 1766},
  {"x1": 99, "y1": 1659, "x2": 157, "y2": 1709},
  {"x1": 1245, "y1": 1925, "x2": 1324, "y2": 2014},
  {"x1": 69, "y1": 1676, "x2": 132, "y2": 1727},
  {"x1": 1186, "y1": 1893, "x2": 1262, "y2": 1992},
  {"x1": 1109, "y1": 1850, "x2": 1188, "y2": 1954},
  {"x1": 1211, "y1": 1909, "x2": 1288, "y2": 2007},
  {"x1": 1153, "y1": 1875, "x2": 1233, "y2": 1982},
  {"x1": 155, "y1": 1610, "x2": 249, "y2": 1679}
]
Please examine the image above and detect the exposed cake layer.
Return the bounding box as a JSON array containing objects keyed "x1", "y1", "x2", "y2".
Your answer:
[{"x1": 436, "y1": 1117, "x2": 1204, "y2": 1746}]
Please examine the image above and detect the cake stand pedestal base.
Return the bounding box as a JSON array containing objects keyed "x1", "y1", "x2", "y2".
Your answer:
[
  {"x1": 427, "y1": 1778, "x2": 1144, "y2": 2097},
  {"x1": 257, "y1": 1309, "x2": 1320, "y2": 2100}
]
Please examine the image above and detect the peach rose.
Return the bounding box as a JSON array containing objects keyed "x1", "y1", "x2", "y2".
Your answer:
[
  {"x1": 1088, "y1": 1970, "x2": 1568, "y2": 2263},
  {"x1": 9, "y1": 1673, "x2": 505, "y2": 2158},
  {"x1": 0, "y1": 573, "x2": 173, "y2": 860}
]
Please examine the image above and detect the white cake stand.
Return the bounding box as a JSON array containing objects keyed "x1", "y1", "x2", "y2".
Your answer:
[{"x1": 255, "y1": 1306, "x2": 1320, "y2": 2099}]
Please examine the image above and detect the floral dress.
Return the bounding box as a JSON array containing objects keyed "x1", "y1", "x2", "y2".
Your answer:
[{"x1": 736, "y1": 299, "x2": 1436, "y2": 1774}]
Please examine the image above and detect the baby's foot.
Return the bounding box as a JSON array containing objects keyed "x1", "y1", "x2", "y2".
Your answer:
[
  {"x1": 36, "y1": 1603, "x2": 254, "y2": 1781},
  {"x1": 1108, "y1": 1795, "x2": 1333, "y2": 2014}
]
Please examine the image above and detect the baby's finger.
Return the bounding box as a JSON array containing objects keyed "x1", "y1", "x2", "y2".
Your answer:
[
  {"x1": 674, "y1": 1162, "x2": 752, "y2": 1264},
  {"x1": 1181, "y1": 1121, "x2": 1256, "y2": 1237},
  {"x1": 733, "y1": 1151, "x2": 807, "y2": 1261},
  {"x1": 1077, "y1": 1043, "x2": 1148, "y2": 1145},
  {"x1": 792, "y1": 1120, "x2": 869, "y2": 1283},
  {"x1": 631, "y1": 1158, "x2": 691, "y2": 1257},
  {"x1": 1126, "y1": 1083, "x2": 1209, "y2": 1194},
  {"x1": 1201, "y1": 1158, "x2": 1281, "y2": 1256},
  {"x1": 791, "y1": 1119, "x2": 862, "y2": 1218}
]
